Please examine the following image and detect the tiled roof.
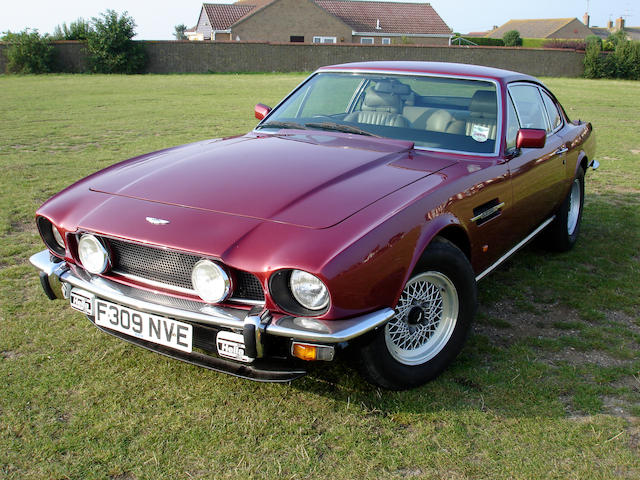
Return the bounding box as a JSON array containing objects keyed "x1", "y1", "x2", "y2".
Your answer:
[
  {"x1": 314, "y1": 0, "x2": 451, "y2": 34},
  {"x1": 487, "y1": 18, "x2": 576, "y2": 39},
  {"x1": 203, "y1": 3, "x2": 259, "y2": 30}
]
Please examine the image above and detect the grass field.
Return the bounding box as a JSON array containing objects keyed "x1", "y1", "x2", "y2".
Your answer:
[{"x1": 1, "y1": 73, "x2": 638, "y2": 479}]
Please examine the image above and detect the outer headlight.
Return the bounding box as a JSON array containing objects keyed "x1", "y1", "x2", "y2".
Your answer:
[
  {"x1": 289, "y1": 270, "x2": 329, "y2": 311},
  {"x1": 52, "y1": 226, "x2": 65, "y2": 248},
  {"x1": 191, "y1": 259, "x2": 231, "y2": 304},
  {"x1": 36, "y1": 216, "x2": 66, "y2": 256},
  {"x1": 77, "y1": 234, "x2": 110, "y2": 274}
]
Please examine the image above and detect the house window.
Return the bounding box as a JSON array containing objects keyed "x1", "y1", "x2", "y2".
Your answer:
[
  {"x1": 290, "y1": 36, "x2": 304, "y2": 43},
  {"x1": 382, "y1": 38, "x2": 391, "y2": 45},
  {"x1": 313, "y1": 36, "x2": 337, "y2": 44},
  {"x1": 360, "y1": 37, "x2": 374, "y2": 44}
]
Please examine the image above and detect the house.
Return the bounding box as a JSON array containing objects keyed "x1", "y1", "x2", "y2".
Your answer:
[
  {"x1": 187, "y1": 0, "x2": 452, "y2": 45},
  {"x1": 589, "y1": 17, "x2": 640, "y2": 42},
  {"x1": 486, "y1": 18, "x2": 594, "y2": 40}
]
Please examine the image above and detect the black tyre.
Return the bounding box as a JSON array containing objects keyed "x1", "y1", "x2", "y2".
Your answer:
[
  {"x1": 545, "y1": 167, "x2": 585, "y2": 252},
  {"x1": 356, "y1": 237, "x2": 477, "y2": 390}
]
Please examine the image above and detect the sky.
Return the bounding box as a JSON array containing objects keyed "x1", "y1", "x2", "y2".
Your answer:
[{"x1": 1, "y1": 0, "x2": 637, "y2": 40}]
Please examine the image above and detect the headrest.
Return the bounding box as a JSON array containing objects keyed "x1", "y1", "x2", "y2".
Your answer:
[
  {"x1": 363, "y1": 89, "x2": 403, "y2": 114},
  {"x1": 373, "y1": 81, "x2": 394, "y2": 93},
  {"x1": 469, "y1": 90, "x2": 497, "y2": 118},
  {"x1": 392, "y1": 82, "x2": 411, "y2": 95},
  {"x1": 374, "y1": 81, "x2": 411, "y2": 96}
]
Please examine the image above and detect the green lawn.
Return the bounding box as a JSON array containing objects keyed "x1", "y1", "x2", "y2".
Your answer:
[{"x1": 1, "y1": 74, "x2": 638, "y2": 479}]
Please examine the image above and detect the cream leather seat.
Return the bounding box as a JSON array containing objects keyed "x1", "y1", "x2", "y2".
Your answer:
[
  {"x1": 463, "y1": 90, "x2": 498, "y2": 140},
  {"x1": 344, "y1": 84, "x2": 410, "y2": 128}
]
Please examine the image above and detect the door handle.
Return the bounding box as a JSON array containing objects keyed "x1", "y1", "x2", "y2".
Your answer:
[{"x1": 555, "y1": 147, "x2": 569, "y2": 155}]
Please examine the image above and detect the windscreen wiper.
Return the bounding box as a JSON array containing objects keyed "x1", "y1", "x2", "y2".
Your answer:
[
  {"x1": 258, "y1": 121, "x2": 308, "y2": 130},
  {"x1": 304, "y1": 122, "x2": 380, "y2": 137}
]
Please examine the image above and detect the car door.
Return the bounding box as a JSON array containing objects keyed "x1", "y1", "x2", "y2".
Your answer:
[{"x1": 507, "y1": 83, "x2": 568, "y2": 237}]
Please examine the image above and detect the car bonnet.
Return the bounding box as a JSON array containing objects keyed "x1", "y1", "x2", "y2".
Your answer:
[{"x1": 88, "y1": 132, "x2": 456, "y2": 229}]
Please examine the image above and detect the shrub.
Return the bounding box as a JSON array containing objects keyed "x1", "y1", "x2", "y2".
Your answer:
[
  {"x1": 585, "y1": 35, "x2": 602, "y2": 49},
  {"x1": 610, "y1": 39, "x2": 640, "y2": 80},
  {"x1": 583, "y1": 41, "x2": 602, "y2": 78},
  {"x1": 503, "y1": 30, "x2": 522, "y2": 47},
  {"x1": 1, "y1": 29, "x2": 54, "y2": 73},
  {"x1": 583, "y1": 36, "x2": 640, "y2": 80},
  {"x1": 86, "y1": 10, "x2": 146, "y2": 74},
  {"x1": 52, "y1": 19, "x2": 92, "y2": 40}
]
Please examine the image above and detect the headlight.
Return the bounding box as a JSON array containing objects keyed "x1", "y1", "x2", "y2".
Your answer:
[
  {"x1": 77, "y1": 234, "x2": 110, "y2": 274},
  {"x1": 52, "y1": 226, "x2": 65, "y2": 248},
  {"x1": 289, "y1": 270, "x2": 329, "y2": 310},
  {"x1": 191, "y1": 259, "x2": 231, "y2": 304},
  {"x1": 36, "y1": 216, "x2": 66, "y2": 256}
]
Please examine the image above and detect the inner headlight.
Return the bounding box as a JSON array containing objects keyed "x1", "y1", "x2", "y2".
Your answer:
[
  {"x1": 289, "y1": 270, "x2": 329, "y2": 311},
  {"x1": 77, "y1": 234, "x2": 110, "y2": 274},
  {"x1": 191, "y1": 259, "x2": 231, "y2": 304}
]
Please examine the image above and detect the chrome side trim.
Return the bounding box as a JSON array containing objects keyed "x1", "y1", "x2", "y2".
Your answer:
[{"x1": 475, "y1": 216, "x2": 555, "y2": 281}]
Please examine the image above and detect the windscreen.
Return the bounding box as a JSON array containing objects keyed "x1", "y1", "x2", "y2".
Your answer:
[{"x1": 257, "y1": 72, "x2": 500, "y2": 154}]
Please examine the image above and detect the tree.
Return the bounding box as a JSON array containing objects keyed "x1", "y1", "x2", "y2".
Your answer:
[
  {"x1": 87, "y1": 10, "x2": 146, "y2": 74},
  {"x1": 503, "y1": 30, "x2": 522, "y2": 47},
  {"x1": 52, "y1": 18, "x2": 92, "y2": 40},
  {"x1": 174, "y1": 24, "x2": 188, "y2": 40},
  {"x1": 1, "y1": 29, "x2": 54, "y2": 73}
]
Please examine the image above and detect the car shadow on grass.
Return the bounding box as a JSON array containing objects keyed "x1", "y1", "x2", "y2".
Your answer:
[{"x1": 292, "y1": 193, "x2": 639, "y2": 424}]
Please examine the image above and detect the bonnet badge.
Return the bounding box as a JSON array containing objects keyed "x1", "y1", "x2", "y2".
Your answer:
[{"x1": 146, "y1": 217, "x2": 170, "y2": 225}]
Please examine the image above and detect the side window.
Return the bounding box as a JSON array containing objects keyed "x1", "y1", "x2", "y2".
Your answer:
[
  {"x1": 541, "y1": 90, "x2": 562, "y2": 132},
  {"x1": 509, "y1": 84, "x2": 548, "y2": 131},
  {"x1": 506, "y1": 94, "x2": 520, "y2": 151}
]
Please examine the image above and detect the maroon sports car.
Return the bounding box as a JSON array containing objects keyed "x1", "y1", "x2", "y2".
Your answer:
[{"x1": 31, "y1": 61, "x2": 597, "y2": 389}]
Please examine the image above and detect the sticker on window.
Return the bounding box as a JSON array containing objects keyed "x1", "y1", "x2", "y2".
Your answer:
[{"x1": 471, "y1": 124, "x2": 490, "y2": 142}]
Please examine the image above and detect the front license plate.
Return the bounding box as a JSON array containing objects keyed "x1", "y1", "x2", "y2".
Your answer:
[{"x1": 94, "y1": 299, "x2": 193, "y2": 353}]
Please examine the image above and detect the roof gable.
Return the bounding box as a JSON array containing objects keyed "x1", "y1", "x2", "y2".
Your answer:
[
  {"x1": 487, "y1": 18, "x2": 582, "y2": 39},
  {"x1": 313, "y1": 0, "x2": 451, "y2": 34},
  {"x1": 202, "y1": 3, "x2": 261, "y2": 30}
]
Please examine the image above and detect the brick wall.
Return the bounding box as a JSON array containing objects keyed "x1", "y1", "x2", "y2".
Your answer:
[
  {"x1": 0, "y1": 41, "x2": 586, "y2": 77},
  {"x1": 143, "y1": 42, "x2": 585, "y2": 77}
]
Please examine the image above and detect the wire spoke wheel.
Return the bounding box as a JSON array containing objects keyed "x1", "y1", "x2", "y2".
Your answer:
[
  {"x1": 567, "y1": 178, "x2": 581, "y2": 236},
  {"x1": 385, "y1": 271, "x2": 459, "y2": 365}
]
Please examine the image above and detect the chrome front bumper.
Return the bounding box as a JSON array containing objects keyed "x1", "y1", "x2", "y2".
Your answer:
[{"x1": 30, "y1": 249, "x2": 394, "y2": 354}]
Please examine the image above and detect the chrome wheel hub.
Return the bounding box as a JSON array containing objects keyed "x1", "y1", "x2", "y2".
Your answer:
[
  {"x1": 567, "y1": 178, "x2": 581, "y2": 236},
  {"x1": 385, "y1": 271, "x2": 459, "y2": 365}
]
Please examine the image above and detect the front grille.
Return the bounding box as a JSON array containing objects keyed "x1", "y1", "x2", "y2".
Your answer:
[{"x1": 104, "y1": 238, "x2": 265, "y2": 303}]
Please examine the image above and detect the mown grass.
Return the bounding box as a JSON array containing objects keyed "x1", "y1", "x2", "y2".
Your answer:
[{"x1": 1, "y1": 74, "x2": 638, "y2": 479}]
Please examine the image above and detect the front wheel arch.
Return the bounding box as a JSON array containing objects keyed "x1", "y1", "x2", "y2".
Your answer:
[{"x1": 354, "y1": 236, "x2": 477, "y2": 390}]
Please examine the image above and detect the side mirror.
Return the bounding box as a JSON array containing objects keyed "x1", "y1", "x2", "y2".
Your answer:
[
  {"x1": 516, "y1": 128, "x2": 546, "y2": 149},
  {"x1": 254, "y1": 103, "x2": 272, "y2": 120}
]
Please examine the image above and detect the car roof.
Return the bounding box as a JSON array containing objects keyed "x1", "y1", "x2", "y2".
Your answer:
[{"x1": 317, "y1": 61, "x2": 539, "y2": 85}]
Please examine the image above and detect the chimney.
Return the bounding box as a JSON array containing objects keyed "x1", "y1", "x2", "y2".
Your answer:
[
  {"x1": 607, "y1": 20, "x2": 614, "y2": 29},
  {"x1": 583, "y1": 13, "x2": 590, "y2": 27},
  {"x1": 615, "y1": 17, "x2": 625, "y2": 31}
]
